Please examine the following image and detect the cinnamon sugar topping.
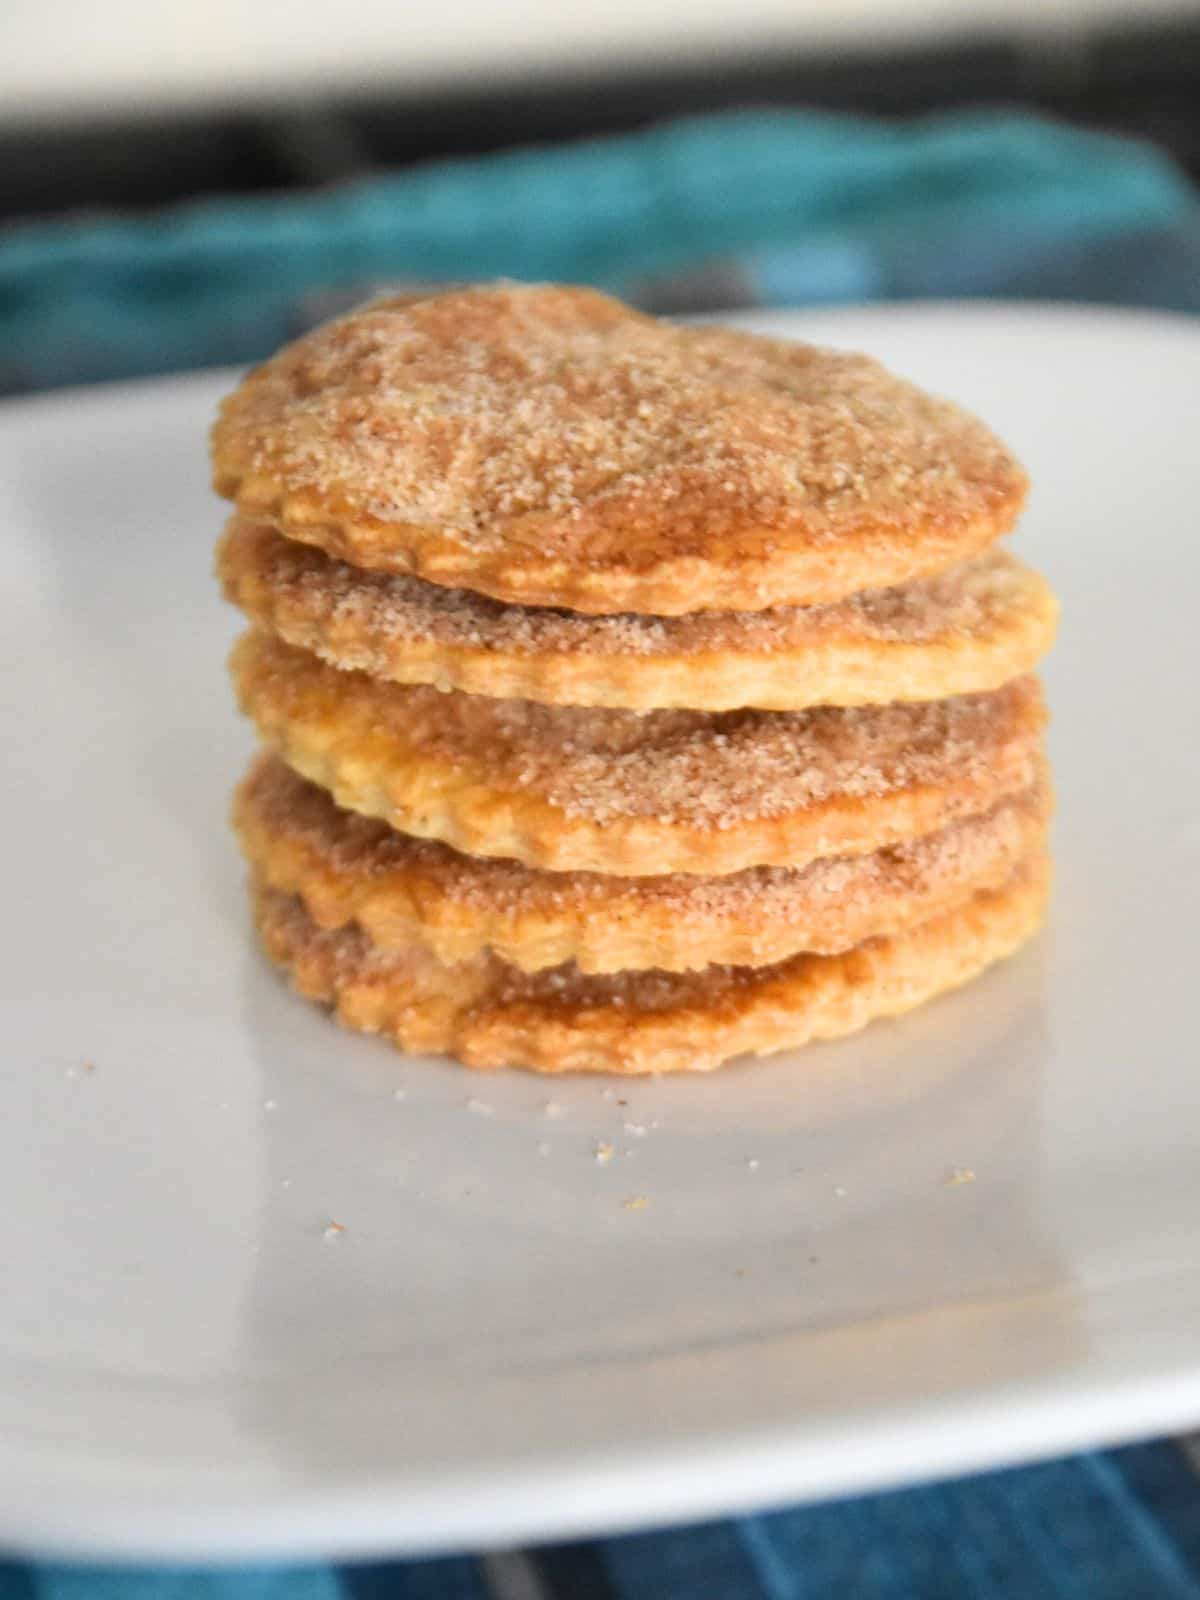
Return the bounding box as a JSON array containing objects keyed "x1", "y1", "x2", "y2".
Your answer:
[
  {"x1": 223, "y1": 517, "x2": 1044, "y2": 657},
  {"x1": 239, "y1": 631, "x2": 1043, "y2": 829},
  {"x1": 234, "y1": 750, "x2": 1049, "y2": 971},
  {"x1": 212, "y1": 284, "x2": 1027, "y2": 613},
  {"x1": 238, "y1": 751, "x2": 1046, "y2": 926}
]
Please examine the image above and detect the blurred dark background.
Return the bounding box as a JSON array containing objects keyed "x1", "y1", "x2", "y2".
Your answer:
[{"x1": 3, "y1": 6, "x2": 1199, "y2": 223}]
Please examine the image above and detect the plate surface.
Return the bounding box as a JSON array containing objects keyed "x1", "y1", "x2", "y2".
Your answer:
[{"x1": 2, "y1": 305, "x2": 1198, "y2": 1562}]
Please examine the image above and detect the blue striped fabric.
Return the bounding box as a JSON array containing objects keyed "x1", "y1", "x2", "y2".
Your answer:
[{"x1": 5, "y1": 1442, "x2": 1200, "y2": 1598}]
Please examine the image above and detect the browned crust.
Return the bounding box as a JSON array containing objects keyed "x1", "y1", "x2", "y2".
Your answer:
[
  {"x1": 211, "y1": 284, "x2": 1028, "y2": 615},
  {"x1": 219, "y1": 516, "x2": 1058, "y2": 711},
  {"x1": 234, "y1": 752, "x2": 1052, "y2": 973},
  {"x1": 250, "y1": 854, "x2": 1051, "y2": 1074},
  {"x1": 230, "y1": 630, "x2": 1048, "y2": 877}
]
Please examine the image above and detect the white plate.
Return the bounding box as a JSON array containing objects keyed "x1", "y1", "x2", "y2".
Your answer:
[{"x1": 2, "y1": 304, "x2": 1199, "y2": 1563}]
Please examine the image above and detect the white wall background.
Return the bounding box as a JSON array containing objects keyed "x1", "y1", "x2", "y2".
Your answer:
[{"x1": 4, "y1": 0, "x2": 1199, "y2": 124}]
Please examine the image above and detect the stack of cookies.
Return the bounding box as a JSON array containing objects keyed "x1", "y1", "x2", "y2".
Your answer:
[{"x1": 213, "y1": 284, "x2": 1056, "y2": 1075}]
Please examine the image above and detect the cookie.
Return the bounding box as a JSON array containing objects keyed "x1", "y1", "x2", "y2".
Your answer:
[
  {"x1": 212, "y1": 284, "x2": 1027, "y2": 615},
  {"x1": 220, "y1": 516, "x2": 1057, "y2": 711},
  {"x1": 235, "y1": 752, "x2": 1051, "y2": 974},
  {"x1": 251, "y1": 853, "x2": 1050, "y2": 1074},
  {"x1": 231, "y1": 629, "x2": 1047, "y2": 876}
]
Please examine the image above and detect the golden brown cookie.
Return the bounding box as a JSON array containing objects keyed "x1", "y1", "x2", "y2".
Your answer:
[
  {"x1": 230, "y1": 629, "x2": 1047, "y2": 876},
  {"x1": 219, "y1": 516, "x2": 1057, "y2": 712},
  {"x1": 235, "y1": 753, "x2": 1051, "y2": 974},
  {"x1": 251, "y1": 853, "x2": 1050, "y2": 1074},
  {"x1": 211, "y1": 284, "x2": 1027, "y2": 615}
]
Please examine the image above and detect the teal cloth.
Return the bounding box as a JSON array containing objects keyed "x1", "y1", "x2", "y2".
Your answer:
[{"x1": 0, "y1": 108, "x2": 1194, "y2": 389}]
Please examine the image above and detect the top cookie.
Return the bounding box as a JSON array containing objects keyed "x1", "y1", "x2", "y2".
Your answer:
[{"x1": 211, "y1": 283, "x2": 1027, "y2": 616}]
